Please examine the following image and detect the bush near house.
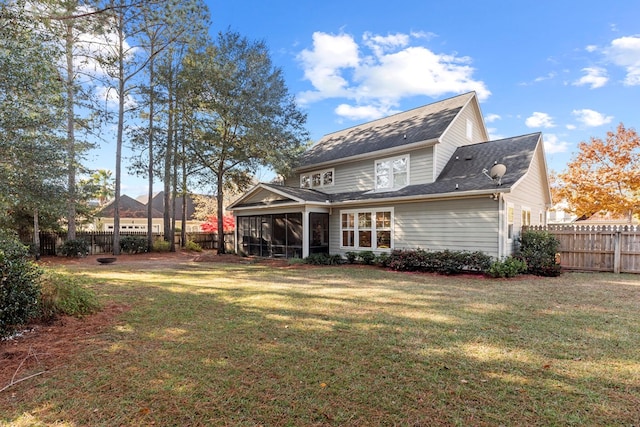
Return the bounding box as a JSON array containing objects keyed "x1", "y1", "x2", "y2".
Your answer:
[
  {"x1": 517, "y1": 230, "x2": 561, "y2": 277},
  {"x1": 387, "y1": 249, "x2": 493, "y2": 275}
]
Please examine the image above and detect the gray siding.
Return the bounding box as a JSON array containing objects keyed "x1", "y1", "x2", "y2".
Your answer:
[
  {"x1": 286, "y1": 145, "x2": 434, "y2": 194},
  {"x1": 504, "y1": 143, "x2": 550, "y2": 234},
  {"x1": 329, "y1": 197, "x2": 501, "y2": 258},
  {"x1": 435, "y1": 102, "x2": 486, "y2": 179}
]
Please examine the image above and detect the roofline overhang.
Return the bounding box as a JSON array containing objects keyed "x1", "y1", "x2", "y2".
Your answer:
[
  {"x1": 231, "y1": 187, "x2": 512, "y2": 212},
  {"x1": 295, "y1": 137, "x2": 440, "y2": 173},
  {"x1": 331, "y1": 188, "x2": 511, "y2": 207}
]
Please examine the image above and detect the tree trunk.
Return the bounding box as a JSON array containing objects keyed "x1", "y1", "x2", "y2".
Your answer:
[
  {"x1": 65, "y1": 19, "x2": 77, "y2": 240},
  {"x1": 217, "y1": 171, "x2": 225, "y2": 254},
  {"x1": 33, "y1": 208, "x2": 40, "y2": 260},
  {"x1": 146, "y1": 44, "x2": 155, "y2": 251},
  {"x1": 112, "y1": 1, "x2": 125, "y2": 256}
]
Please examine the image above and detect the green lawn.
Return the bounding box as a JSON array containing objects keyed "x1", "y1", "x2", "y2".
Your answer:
[{"x1": 2, "y1": 261, "x2": 639, "y2": 426}]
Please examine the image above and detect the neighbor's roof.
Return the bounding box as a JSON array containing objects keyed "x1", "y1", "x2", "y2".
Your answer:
[
  {"x1": 97, "y1": 195, "x2": 163, "y2": 218},
  {"x1": 298, "y1": 92, "x2": 476, "y2": 168}
]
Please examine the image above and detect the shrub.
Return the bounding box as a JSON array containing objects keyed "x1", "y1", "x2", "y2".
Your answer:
[
  {"x1": 0, "y1": 230, "x2": 43, "y2": 338},
  {"x1": 375, "y1": 252, "x2": 391, "y2": 268},
  {"x1": 37, "y1": 270, "x2": 101, "y2": 321},
  {"x1": 388, "y1": 248, "x2": 492, "y2": 275},
  {"x1": 305, "y1": 253, "x2": 343, "y2": 265},
  {"x1": 120, "y1": 235, "x2": 148, "y2": 254},
  {"x1": 358, "y1": 250, "x2": 376, "y2": 265},
  {"x1": 487, "y1": 256, "x2": 527, "y2": 278},
  {"x1": 59, "y1": 238, "x2": 90, "y2": 257},
  {"x1": 287, "y1": 257, "x2": 305, "y2": 265},
  {"x1": 152, "y1": 239, "x2": 171, "y2": 252},
  {"x1": 517, "y1": 230, "x2": 561, "y2": 277},
  {"x1": 185, "y1": 240, "x2": 203, "y2": 252},
  {"x1": 344, "y1": 251, "x2": 358, "y2": 264}
]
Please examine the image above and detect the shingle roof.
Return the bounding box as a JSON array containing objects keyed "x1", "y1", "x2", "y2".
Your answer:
[
  {"x1": 299, "y1": 92, "x2": 475, "y2": 168},
  {"x1": 329, "y1": 133, "x2": 541, "y2": 202},
  {"x1": 97, "y1": 195, "x2": 163, "y2": 218}
]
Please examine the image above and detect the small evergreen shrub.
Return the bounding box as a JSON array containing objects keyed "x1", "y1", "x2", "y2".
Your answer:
[
  {"x1": 517, "y1": 230, "x2": 561, "y2": 277},
  {"x1": 375, "y1": 252, "x2": 391, "y2": 268},
  {"x1": 358, "y1": 250, "x2": 376, "y2": 265},
  {"x1": 120, "y1": 235, "x2": 148, "y2": 254},
  {"x1": 37, "y1": 270, "x2": 101, "y2": 321},
  {"x1": 388, "y1": 248, "x2": 492, "y2": 275},
  {"x1": 487, "y1": 256, "x2": 527, "y2": 278},
  {"x1": 152, "y1": 239, "x2": 171, "y2": 252},
  {"x1": 59, "y1": 238, "x2": 90, "y2": 257},
  {"x1": 185, "y1": 240, "x2": 203, "y2": 252},
  {"x1": 287, "y1": 257, "x2": 305, "y2": 265},
  {"x1": 0, "y1": 230, "x2": 43, "y2": 338},
  {"x1": 345, "y1": 251, "x2": 358, "y2": 264},
  {"x1": 305, "y1": 253, "x2": 342, "y2": 265}
]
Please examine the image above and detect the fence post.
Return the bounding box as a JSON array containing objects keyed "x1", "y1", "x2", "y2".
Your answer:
[{"x1": 613, "y1": 231, "x2": 621, "y2": 274}]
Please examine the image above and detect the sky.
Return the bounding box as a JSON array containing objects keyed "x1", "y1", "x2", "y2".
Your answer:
[{"x1": 107, "y1": 0, "x2": 640, "y2": 196}]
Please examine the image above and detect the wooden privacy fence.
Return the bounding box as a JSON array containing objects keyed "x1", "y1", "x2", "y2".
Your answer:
[
  {"x1": 35, "y1": 231, "x2": 235, "y2": 256},
  {"x1": 527, "y1": 225, "x2": 640, "y2": 274}
]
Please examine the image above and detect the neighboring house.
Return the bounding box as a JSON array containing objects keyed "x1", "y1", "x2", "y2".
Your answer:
[
  {"x1": 229, "y1": 92, "x2": 551, "y2": 259},
  {"x1": 94, "y1": 192, "x2": 205, "y2": 232}
]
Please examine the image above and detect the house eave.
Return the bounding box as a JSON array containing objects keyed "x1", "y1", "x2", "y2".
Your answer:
[
  {"x1": 296, "y1": 137, "x2": 440, "y2": 173},
  {"x1": 333, "y1": 188, "x2": 512, "y2": 207}
]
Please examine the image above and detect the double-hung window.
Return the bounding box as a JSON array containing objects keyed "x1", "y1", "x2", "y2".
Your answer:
[
  {"x1": 300, "y1": 168, "x2": 334, "y2": 189},
  {"x1": 341, "y1": 208, "x2": 393, "y2": 250},
  {"x1": 375, "y1": 155, "x2": 409, "y2": 190}
]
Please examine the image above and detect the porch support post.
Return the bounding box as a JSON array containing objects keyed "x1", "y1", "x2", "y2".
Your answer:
[{"x1": 302, "y1": 207, "x2": 310, "y2": 258}]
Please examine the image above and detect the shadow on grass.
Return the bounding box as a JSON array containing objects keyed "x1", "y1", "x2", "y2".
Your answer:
[{"x1": 2, "y1": 264, "x2": 639, "y2": 426}]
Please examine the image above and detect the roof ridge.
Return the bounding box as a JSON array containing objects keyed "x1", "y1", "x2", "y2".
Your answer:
[{"x1": 319, "y1": 91, "x2": 476, "y2": 138}]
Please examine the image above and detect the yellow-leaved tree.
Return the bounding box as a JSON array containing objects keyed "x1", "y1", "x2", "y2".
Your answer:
[{"x1": 555, "y1": 123, "x2": 640, "y2": 223}]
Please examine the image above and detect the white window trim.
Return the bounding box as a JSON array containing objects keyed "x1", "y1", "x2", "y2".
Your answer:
[
  {"x1": 466, "y1": 119, "x2": 473, "y2": 140},
  {"x1": 522, "y1": 206, "x2": 532, "y2": 227},
  {"x1": 507, "y1": 203, "x2": 514, "y2": 240},
  {"x1": 340, "y1": 207, "x2": 394, "y2": 251},
  {"x1": 300, "y1": 168, "x2": 335, "y2": 189},
  {"x1": 374, "y1": 154, "x2": 410, "y2": 191}
]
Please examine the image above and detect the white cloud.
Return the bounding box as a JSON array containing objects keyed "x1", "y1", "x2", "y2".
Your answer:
[
  {"x1": 573, "y1": 67, "x2": 608, "y2": 89},
  {"x1": 297, "y1": 32, "x2": 360, "y2": 103},
  {"x1": 297, "y1": 31, "x2": 490, "y2": 119},
  {"x1": 543, "y1": 133, "x2": 570, "y2": 154},
  {"x1": 566, "y1": 124, "x2": 577, "y2": 130},
  {"x1": 572, "y1": 109, "x2": 613, "y2": 127},
  {"x1": 525, "y1": 112, "x2": 555, "y2": 128},
  {"x1": 96, "y1": 86, "x2": 137, "y2": 110},
  {"x1": 605, "y1": 35, "x2": 640, "y2": 85},
  {"x1": 334, "y1": 104, "x2": 398, "y2": 121},
  {"x1": 484, "y1": 113, "x2": 501, "y2": 123},
  {"x1": 586, "y1": 45, "x2": 598, "y2": 53}
]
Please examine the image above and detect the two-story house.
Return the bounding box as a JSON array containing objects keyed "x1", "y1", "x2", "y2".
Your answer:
[{"x1": 228, "y1": 92, "x2": 551, "y2": 259}]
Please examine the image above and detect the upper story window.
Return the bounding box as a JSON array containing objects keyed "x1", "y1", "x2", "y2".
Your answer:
[
  {"x1": 300, "y1": 168, "x2": 334, "y2": 189},
  {"x1": 375, "y1": 155, "x2": 409, "y2": 191},
  {"x1": 466, "y1": 119, "x2": 473, "y2": 140}
]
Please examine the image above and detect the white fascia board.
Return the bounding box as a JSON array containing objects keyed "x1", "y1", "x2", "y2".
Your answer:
[{"x1": 331, "y1": 188, "x2": 511, "y2": 207}]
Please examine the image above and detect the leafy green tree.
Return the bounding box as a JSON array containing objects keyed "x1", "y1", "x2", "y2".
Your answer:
[
  {"x1": 183, "y1": 31, "x2": 309, "y2": 252},
  {"x1": 0, "y1": 0, "x2": 67, "y2": 248}
]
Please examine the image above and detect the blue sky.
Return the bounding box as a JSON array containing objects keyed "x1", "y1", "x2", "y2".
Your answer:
[{"x1": 117, "y1": 0, "x2": 640, "y2": 194}]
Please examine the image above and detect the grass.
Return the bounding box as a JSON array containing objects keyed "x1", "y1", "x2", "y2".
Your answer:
[{"x1": 1, "y1": 261, "x2": 639, "y2": 426}]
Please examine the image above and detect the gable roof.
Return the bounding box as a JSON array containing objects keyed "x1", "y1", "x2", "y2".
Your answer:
[
  {"x1": 230, "y1": 133, "x2": 543, "y2": 209},
  {"x1": 299, "y1": 92, "x2": 476, "y2": 169},
  {"x1": 97, "y1": 195, "x2": 163, "y2": 218},
  {"x1": 149, "y1": 191, "x2": 199, "y2": 221}
]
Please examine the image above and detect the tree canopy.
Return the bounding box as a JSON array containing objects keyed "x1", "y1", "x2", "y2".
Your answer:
[{"x1": 554, "y1": 123, "x2": 640, "y2": 223}]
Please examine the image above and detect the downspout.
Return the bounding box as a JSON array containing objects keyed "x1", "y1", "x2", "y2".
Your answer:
[{"x1": 497, "y1": 193, "x2": 504, "y2": 258}]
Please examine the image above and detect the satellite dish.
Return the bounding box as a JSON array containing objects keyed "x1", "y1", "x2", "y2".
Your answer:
[{"x1": 489, "y1": 163, "x2": 507, "y2": 179}]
